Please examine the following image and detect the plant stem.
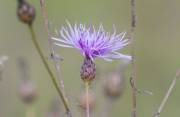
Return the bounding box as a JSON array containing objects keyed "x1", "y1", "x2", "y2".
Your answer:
[
  {"x1": 38, "y1": 0, "x2": 72, "y2": 116},
  {"x1": 39, "y1": 0, "x2": 65, "y2": 93},
  {"x1": 38, "y1": 0, "x2": 70, "y2": 107},
  {"x1": 130, "y1": 0, "x2": 137, "y2": 117},
  {"x1": 153, "y1": 70, "x2": 180, "y2": 117},
  {"x1": 28, "y1": 25, "x2": 71, "y2": 116},
  {"x1": 85, "y1": 81, "x2": 90, "y2": 117}
]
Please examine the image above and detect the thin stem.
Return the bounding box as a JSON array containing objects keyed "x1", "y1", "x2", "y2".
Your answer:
[
  {"x1": 85, "y1": 81, "x2": 90, "y2": 117},
  {"x1": 130, "y1": 0, "x2": 137, "y2": 117},
  {"x1": 130, "y1": 77, "x2": 137, "y2": 117},
  {"x1": 39, "y1": 0, "x2": 65, "y2": 92},
  {"x1": 38, "y1": 0, "x2": 72, "y2": 116},
  {"x1": 153, "y1": 70, "x2": 180, "y2": 117},
  {"x1": 28, "y1": 25, "x2": 71, "y2": 116}
]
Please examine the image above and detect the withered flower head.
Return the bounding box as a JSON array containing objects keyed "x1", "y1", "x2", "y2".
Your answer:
[{"x1": 17, "y1": 0, "x2": 35, "y2": 25}]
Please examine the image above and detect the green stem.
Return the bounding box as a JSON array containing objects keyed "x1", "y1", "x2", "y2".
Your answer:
[
  {"x1": 85, "y1": 81, "x2": 90, "y2": 117},
  {"x1": 28, "y1": 25, "x2": 71, "y2": 116}
]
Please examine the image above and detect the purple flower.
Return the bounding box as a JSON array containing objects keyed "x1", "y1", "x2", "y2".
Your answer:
[{"x1": 52, "y1": 22, "x2": 131, "y2": 61}]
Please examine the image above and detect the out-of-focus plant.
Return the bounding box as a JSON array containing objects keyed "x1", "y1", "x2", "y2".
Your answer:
[
  {"x1": 79, "y1": 90, "x2": 95, "y2": 116},
  {"x1": 53, "y1": 21, "x2": 131, "y2": 117},
  {"x1": 17, "y1": 57, "x2": 37, "y2": 117},
  {"x1": 46, "y1": 98, "x2": 62, "y2": 117},
  {"x1": 0, "y1": 56, "x2": 8, "y2": 80},
  {"x1": 100, "y1": 60, "x2": 129, "y2": 117},
  {"x1": 16, "y1": 0, "x2": 71, "y2": 116}
]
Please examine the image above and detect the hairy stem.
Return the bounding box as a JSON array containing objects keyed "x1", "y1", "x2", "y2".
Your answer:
[
  {"x1": 130, "y1": 0, "x2": 137, "y2": 117},
  {"x1": 38, "y1": 0, "x2": 72, "y2": 116},
  {"x1": 39, "y1": 0, "x2": 66, "y2": 93},
  {"x1": 153, "y1": 70, "x2": 180, "y2": 117},
  {"x1": 39, "y1": 0, "x2": 65, "y2": 92},
  {"x1": 85, "y1": 81, "x2": 90, "y2": 117},
  {"x1": 28, "y1": 25, "x2": 71, "y2": 116}
]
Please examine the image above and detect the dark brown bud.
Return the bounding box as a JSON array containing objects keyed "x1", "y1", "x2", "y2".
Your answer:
[
  {"x1": 104, "y1": 71, "x2": 125, "y2": 99},
  {"x1": 19, "y1": 80, "x2": 37, "y2": 104},
  {"x1": 81, "y1": 58, "x2": 96, "y2": 82},
  {"x1": 79, "y1": 91, "x2": 95, "y2": 111},
  {"x1": 17, "y1": 0, "x2": 35, "y2": 25}
]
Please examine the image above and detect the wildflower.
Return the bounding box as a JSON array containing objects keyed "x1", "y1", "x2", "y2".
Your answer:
[
  {"x1": 53, "y1": 22, "x2": 131, "y2": 82},
  {"x1": 52, "y1": 22, "x2": 131, "y2": 61}
]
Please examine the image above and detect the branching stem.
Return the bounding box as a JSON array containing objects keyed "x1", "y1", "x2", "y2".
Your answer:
[
  {"x1": 153, "y1": 70, "x2": 180, "y2": 117},
  {"x1": 28, "y1": 25, "x2": 71, "y2": 117},
  {"x1": 130, "y1": 0, "x2": 137, "y2": 117},
  {"x1": 38, "y1": 0, "x2": 72, "y2": 116}
]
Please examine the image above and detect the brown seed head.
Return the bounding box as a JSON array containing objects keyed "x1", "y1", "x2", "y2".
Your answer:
[
  {"x1": 79, "y1": 91, "x2": 95, "y2": 111},
  {"x1": 81, "y1": 58, "x2": 96, "y2": 82},
  {"x1": 17, "y1": 0, "x2": 35, "y2": 25},
  {"x1": 104, "y1": 72, "x2": 125, "y2": 99},
  {"x1": 19, "y1": 80, "x2": 37, "y2": 104}
]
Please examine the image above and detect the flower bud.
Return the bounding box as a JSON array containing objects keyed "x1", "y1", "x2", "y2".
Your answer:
[
  {"x1": 81, "y1": 58, "x2": 96, "y2": 82},
  {"x1": 19, "y1": 80, "x2": 37, "y2": 104},
  {"x1": 104, "y1": 71, "x2": 125, "y2": 99},
  {"x1": 79, "y1": 91, "x2": 95, "y2": 111},
  {"x1": 17, "y1": 0, "x2": 35, "y2": 25}
]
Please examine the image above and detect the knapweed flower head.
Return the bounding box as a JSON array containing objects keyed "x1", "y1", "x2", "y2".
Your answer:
[{"x1": 52, "y1": 22, "x2": 131, "y2": 61}]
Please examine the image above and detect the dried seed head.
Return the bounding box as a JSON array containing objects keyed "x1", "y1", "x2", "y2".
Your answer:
[
  {"x1": 81, "y1": 58, "x2": 96, "y2": 82},
  {"x1": 79, "y1": 91, "x2": 95, "y2": 111},
  {"x1": 17, "y1": 0, "x2": 35, "y2": 25},
  {"x1": 19, "y1": 80, "x2": 37, "y2": 104},
  {"x1": 104, "y1": 71, "x2": 125, "y2": 99}
]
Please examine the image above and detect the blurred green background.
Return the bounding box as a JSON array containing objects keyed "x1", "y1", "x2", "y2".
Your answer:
[{"x1": 0, "y1": 0, "x2": 180, "y2": 117}]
